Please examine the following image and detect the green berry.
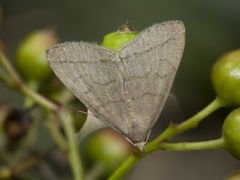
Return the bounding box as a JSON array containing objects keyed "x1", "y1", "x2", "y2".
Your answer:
[
  {"x1": 102, "y1": 22, "x2": 139, "y2": 52},
  {"x1": 211, "y1": 49, "x2": 240, "y2": 106},
  {"x1": 222, "y1": 108, "x2": 240, "y2": 160},
  {"x1": 81, "y1": 128, "x2": 131, "y2": 177},
  {"x1": 15, "y1": 30, "x2": 57, "y2": 81}
]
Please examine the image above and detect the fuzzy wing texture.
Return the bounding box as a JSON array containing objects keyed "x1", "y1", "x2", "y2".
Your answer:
[
  {"x1": 46, "y1": 42, "x2": 137, "y2": 136},
  {"x1": 118, "y1": 21, "x2": 185, "y2": 143},
  {"x1": 46, "y1": 20, "x2": 185, "y2": 146}
]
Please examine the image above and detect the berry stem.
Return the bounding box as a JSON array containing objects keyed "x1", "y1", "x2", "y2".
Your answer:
[
  {"x1": 0, "y1": 50, "x2": 57, "y2": 111},
  {"x1": 160, "y1": 137, "x2": 226, "y2": 151},
  {"x1": 109, "y1": 97, "x2": 226, "y2": 179},
  {"x1": 0, "y1": 50, "x2": 84, "y2": 180},
  {"x1": 146, "y1": 97, "x2": 226, "y2": 152}
]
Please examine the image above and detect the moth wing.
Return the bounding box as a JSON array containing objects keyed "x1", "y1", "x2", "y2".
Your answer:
[
  {"x1": 46, "y1": 42, "x2": 134, "y2": 134},
  {"x1": 118, "y1": 21, "x2": 185, "y2": 142}
]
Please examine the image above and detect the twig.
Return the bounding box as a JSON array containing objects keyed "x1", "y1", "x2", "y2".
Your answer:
[
  {"x1": 108, "y1": 97, "x2": 226, "y2": 179},
  {"x1": 0, "y1": 50, "x2": 84, "y2": 180}
]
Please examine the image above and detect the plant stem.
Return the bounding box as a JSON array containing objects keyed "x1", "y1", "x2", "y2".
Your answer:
[
  {"x1": 0, "y1": 50, "x2": 84, "y2": 180},
  {"x1": 0, "y1": 51, "x2": 22, "y2": 84},
  {"x1": 160, "y1": 137, "x2": 226, "y2": 151},
  {"x1": 108, "y1": 97, "x2": 226, "y2": 179},
  {"x1": 58, "y1": 110, "x2": 84, "y2": 180},
  {"x1": 108, "y1": 154, "x2": 140, "y2": 180},
  {"x1": 0, "y1": 151, "x2": 50, "y2": 179},
  {"x1": 0, "y1": 51, "x2": 57, "y2": 111},
  {"x1": 147, "y1": 97, "x2": 226, "y2": 151},
  {"x1": 45, "y1": 119, "x2": 68, "y2": 152}
]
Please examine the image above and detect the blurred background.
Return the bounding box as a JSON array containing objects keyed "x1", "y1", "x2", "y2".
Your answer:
[{"x1": 1, "y1": 0, "x2": 240, "y2": 179}]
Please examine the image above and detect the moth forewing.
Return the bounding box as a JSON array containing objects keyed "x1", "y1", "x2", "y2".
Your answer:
[{"x1": 46, "y1": 21, "x2": 185, "y2": 152}]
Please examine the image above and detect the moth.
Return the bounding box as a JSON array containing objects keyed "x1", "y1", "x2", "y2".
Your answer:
[{"x1": 46, "y1": 21, "x2": 185, "y2": 151}]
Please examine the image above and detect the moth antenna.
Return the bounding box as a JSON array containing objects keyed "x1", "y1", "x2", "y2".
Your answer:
[
  {"x1": 78, "y1": 110, "x2": 88, "y2": 115},
  {"x1": 78, "y1": 110, "x2": 99, "y2": 120}
]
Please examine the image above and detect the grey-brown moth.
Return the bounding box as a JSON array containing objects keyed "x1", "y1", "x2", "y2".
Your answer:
[{"x1": 46, "y1": 21, "x2": 185, "y2": 151}]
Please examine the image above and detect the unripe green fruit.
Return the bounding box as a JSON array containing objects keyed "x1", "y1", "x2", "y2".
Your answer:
[
  {"x1": 211, "y1": 49, "x2": 240, "y2": 106},
  {"x1": 15, "y1": 30, "x2": 57, "y2": 81},
  {"x1": 102, "y1": 23, "x2": 139, "y2": 52},
  {"x1": 222, "y1": 108, "x2": 240, "y2": 160},
  {"x1": 81, "y1": 128, "x2": 131, "y2": 177}
]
